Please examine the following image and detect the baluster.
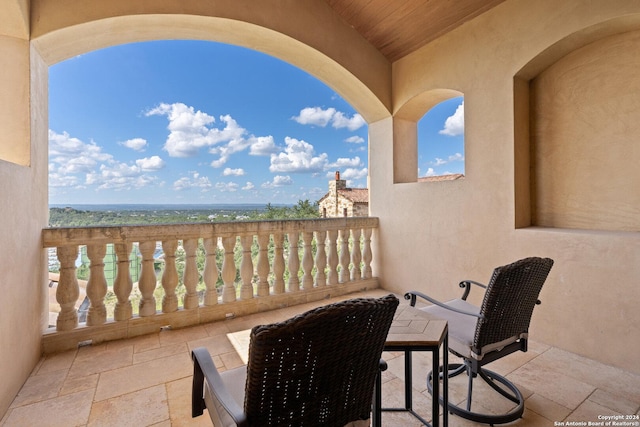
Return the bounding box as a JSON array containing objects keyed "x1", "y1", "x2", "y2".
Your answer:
[
  {"x1": 86, "y1": 244, "x2": 107, "y2": 326},
  {"x1": 256, "y1": 234, "x2": 270, "y2": 296},
  {"x1": 273, "y1": 233, "x2": 285, "y2": 294},
  {"x1": 326, "y1": 230, "x2": 339, "y2": 286},
  {"x1": 114, "y1": 242, "x2": 133, "y2": 321},
  {"x1": 301, "y1": 232, "x2": 314, "y2": 290},
  {"x1": 315, "y1": 230, "x2": 327, "y2": 287},
  {"x1": 138, "y1": 241, "x2": 157, "y2": 317},
  {"x1": 339, "y1": 229, "x2": 351, "y2": 283},
  {"x1": 183, "y1": 238, "x2": 199, "y2": 309},
  {"x1": 350, "y1": 228, "x2": 362, "y2": 281},
  {"x1": 287, "y1": 232, "x2": 300, "y2": 292},
  {"x1": 221, "y1": 236, "x2": 237, "y2": 303},
  {"x1": 161, "y1": 240, "x2": 179, "y2": 313},
  {"x1": 202, "y1": 237, "x2": 219, "y2": 306},
  {"x1": 362, "y1": 228, "x2": 373, "y2": 279},
  {"x1": 240, "y1": 235, "x2": 254, "y2": 299},
  {"x1": 56, "y1": 246, "x2": 79, "y2": 331}
]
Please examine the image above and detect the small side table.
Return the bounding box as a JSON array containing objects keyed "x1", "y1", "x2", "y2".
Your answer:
[{"x1": 373, "y1": 303, "x2": 448, "y2": 427}]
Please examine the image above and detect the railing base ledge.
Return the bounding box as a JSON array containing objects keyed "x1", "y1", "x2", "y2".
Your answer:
[{"x1": 42, "y1": 278, "x2": 380, "y2": 354}]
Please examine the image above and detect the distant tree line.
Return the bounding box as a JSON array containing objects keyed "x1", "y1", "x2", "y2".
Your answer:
[{"x1": 48, "y1": 200, "x2": 320, "y2": 227}]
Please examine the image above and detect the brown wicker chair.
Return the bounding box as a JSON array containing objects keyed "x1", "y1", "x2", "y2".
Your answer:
[
  {"x1": 192, "y1": 294, "x2": 399, "y2": 427},
  {"x1": 405, "y1": 257, "x2": 554, "y2": 425}
]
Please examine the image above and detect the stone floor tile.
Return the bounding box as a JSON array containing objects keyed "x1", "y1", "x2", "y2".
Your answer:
[
  {"x1": 223, "y1": 313, "x2": 271, "y2": 333},
  {"x1": 525, "y1": 393, "x2": 572, "y2": 422},
  {"x1": 536, "y1": 347, "x2": 640, "y2": 402},
  {"x1": 508, "y1": 361, "x2": 595, "y2": 409},
  {"x1": 94, "y1": 352, "x2": 192, "y2": 401},
  {"x1": 132, "y1": 333, "x2": 161, "y2": 353},
  {"x1": 202, "y1": 319, "x2": 230, "y2": 337},
  {"x1": 166, "y1": 377, "x2": 212, "y2": 427},
  {"x1": 60, "y1": 372, "x2": 99, "y2": 396},
  {"x1": 88, "y1": 384, "x2": 169, "y2": 427},
  {"x1": 566, "y1": 398, "x2": 621, "y2": 422},
  {"x1": 219, "y1": 350, "x2": 245, "y2": 370},
  {"x1": 588, "y1": 389, "x2": 639, "y2": 416},
  {"x1": 68, "y1": 345, "x2": 133, "y2": 379},
  {"x1": 133, "y1": 342, "x2": 188, "y2": 364},
  {"x1": 9, "y1": 369, "x2": 67, "y2": 408},
  {"x1": 35, "y1": 349, "x2": 77, "y2": 375},
  {"x1": 186, "y1": 333, "x2": 236, "y2": 356},
  {"x1": 158, "y1": 325, "x2": 209, "y2": 347},
  {"x1": 227, "y1": 329, "x2": 251, "y2": 364},
  {"x1": 3, "y1": 389, "x2": 93, "y2": 427}
]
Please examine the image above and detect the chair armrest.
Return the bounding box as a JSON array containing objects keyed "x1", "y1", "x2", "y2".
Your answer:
[
  {"x1": 458, "y1": 280, "x2": 486, "y2": 300},
  {"x1": 191, "y1": 348, "x2": 248, "y2": 426},
  {"x1": 404, "y1": 291, "x2": 483, "y2": 318}
]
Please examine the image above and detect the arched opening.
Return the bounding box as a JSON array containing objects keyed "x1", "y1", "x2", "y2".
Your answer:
[
  {"x1": 48, "y1": 40, "x2": 370, "y2": 206},
  {"x1": 392, "y1": 88, "x2": 464, "y2": 183},
  {"x1": 515, "y1": 22, "x2": 640, "y2": 232},
  {"x1": 417, "y1": 96, "x2": 465, "y2": 180}
]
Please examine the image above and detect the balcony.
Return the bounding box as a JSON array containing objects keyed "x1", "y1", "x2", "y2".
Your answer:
[
  {"x1": 0, "y1": 219, "x2": 638, "y2": 426},
  {"x1": 2, "y1": 287, "x2": 639, "y2": 426}
]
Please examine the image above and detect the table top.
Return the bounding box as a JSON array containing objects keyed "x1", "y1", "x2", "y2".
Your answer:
[{"x1": 385, "y1": 302, "x2": 448, "y2": 348}]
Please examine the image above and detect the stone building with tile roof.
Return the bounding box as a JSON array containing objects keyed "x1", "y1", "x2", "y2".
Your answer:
[
  {"x1": 318, "y1": 171, "x2": 370, "y2": 217},
  {"x1": 318, "y1": 172, "x2": 464, "y2": 217}
]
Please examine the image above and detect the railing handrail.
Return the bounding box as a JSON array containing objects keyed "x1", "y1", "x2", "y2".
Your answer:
[{"x1": 42, "y1": 217, "x2": 379, "y2": 247}]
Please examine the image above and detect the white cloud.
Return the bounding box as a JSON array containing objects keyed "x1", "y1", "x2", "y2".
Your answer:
[
  {"x1": 345, "y1": 135, "x2": 365, "y2": 144},
  {"x1": 331, "y1": 111, "x2": 366, "y2": 131},
  {"x1": 249, "y1": 136, "x2": 278, "y2": 156},
  {"x1": 136, "y1": 156, "x2": 165, "y2": 171},
  {"x1": 119, "y1": 138, "x2": 148, "y2": 152},
  {"x1": 262, "y1": 175, "x2": 294, "y2": 188},
  {"x1": 424, "y1": 168, "x2": 436, "y2": 177},
  {"x1": 223, "y1": 167, "x2": 245, "y2": 176},
  {"x1": 336, "y1": 167, "x2": 368, "y2": 182},
  {"x1": 85, "y1": 163, "x2": 159, "y2": 191},
  {"x1": 431, "y1": 152, "x2": 464, "y2": 167},
  {"x1": 215, "y1": 182, "x2": 239, "y2": 192},
  {"x1": 439, "y1": 101, "x2": 464, "y2": 136},
  {"x1": 49, "y1": 130, "x2": 113, "y2": 175},
  {"x1": 269, "y1": 137, "x2": 328, "y2": 173},
  {"x1": 292, "y1": 107, "x2": 366, "y2": 131},
  {"x1": 292, "y1": 107, "x2": 336, "y2": 127},
  {"x1": 329, "y1": 156, "x2": 363, "y2": 169},
  {"x1": 172, "y1": 172, "x2": 212, "y2": 191},
  {"x1": 242, "y1": 182, "x2": 255, "y2": 190},
  {"x1": 147, "y1": 103, "x2": 246, "y2": 158},
  {"x1": 49, "y1": 130, "x2": 161, "y2": 192}
]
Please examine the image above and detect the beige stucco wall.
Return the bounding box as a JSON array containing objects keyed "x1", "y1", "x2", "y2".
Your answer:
[
  {"x1": 0, "y1": 39, "x2": 49, "y2": 415},
  {"x1": 371, "y1": 0, "x2": 640, "y2": 374}
]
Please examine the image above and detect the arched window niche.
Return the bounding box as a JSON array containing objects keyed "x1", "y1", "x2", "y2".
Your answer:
[
  {"x1": 393, "y1": 89, "x2": 465, "y2": 184},
  {"x1": 515, "y1": 25, "x2": 640, "y2": 232}
]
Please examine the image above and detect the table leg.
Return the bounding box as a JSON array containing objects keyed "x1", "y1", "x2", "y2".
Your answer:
[
  {"x1": 432, "y1": 344, "x2": 440, "y2": 427},
  {"x1": 443, "y1": 334, "x2": 448, "y2": 426},
  {"x1": 404, "y1": 350, "x2": 413, "y2": 411}
]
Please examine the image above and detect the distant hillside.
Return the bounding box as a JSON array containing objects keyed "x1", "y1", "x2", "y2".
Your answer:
[{"x1": 48, "y1": 201, "x2": 318, "y2": 227}]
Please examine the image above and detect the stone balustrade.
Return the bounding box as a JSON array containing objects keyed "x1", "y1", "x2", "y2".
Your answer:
[{"x1": 41, "y1": 217, "x2": 379, "y2": 353}]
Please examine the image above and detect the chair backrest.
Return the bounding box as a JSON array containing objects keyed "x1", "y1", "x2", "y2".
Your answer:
[
  {"x1": 243, "y1": 294, "x2": 399, "y2": 427},
  {"x1": 474, "y1": 257, "x2": 554, "y2": 353}
]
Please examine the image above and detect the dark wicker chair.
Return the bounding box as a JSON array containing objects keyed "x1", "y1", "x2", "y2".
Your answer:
[
  {"x1": 405, "y1": 257, "x2": 554, "y2": 425},
  {"x1": 192, "y1": 294, "x2": 399, "y2": 427}
]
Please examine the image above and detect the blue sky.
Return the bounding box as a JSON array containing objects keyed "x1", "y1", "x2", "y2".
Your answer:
[{"x1": 48, "y1": 40, "x2": 464, "y2": 205}]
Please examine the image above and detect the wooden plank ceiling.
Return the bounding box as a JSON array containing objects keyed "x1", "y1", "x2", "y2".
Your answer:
[{"x1": 325, "y1": 0, "x2": 507, "y2": 62}]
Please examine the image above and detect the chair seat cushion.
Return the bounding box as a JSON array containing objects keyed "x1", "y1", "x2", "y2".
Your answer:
[{"x1": 420, "y1": 299, "x2": 479, "y2": 359}]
